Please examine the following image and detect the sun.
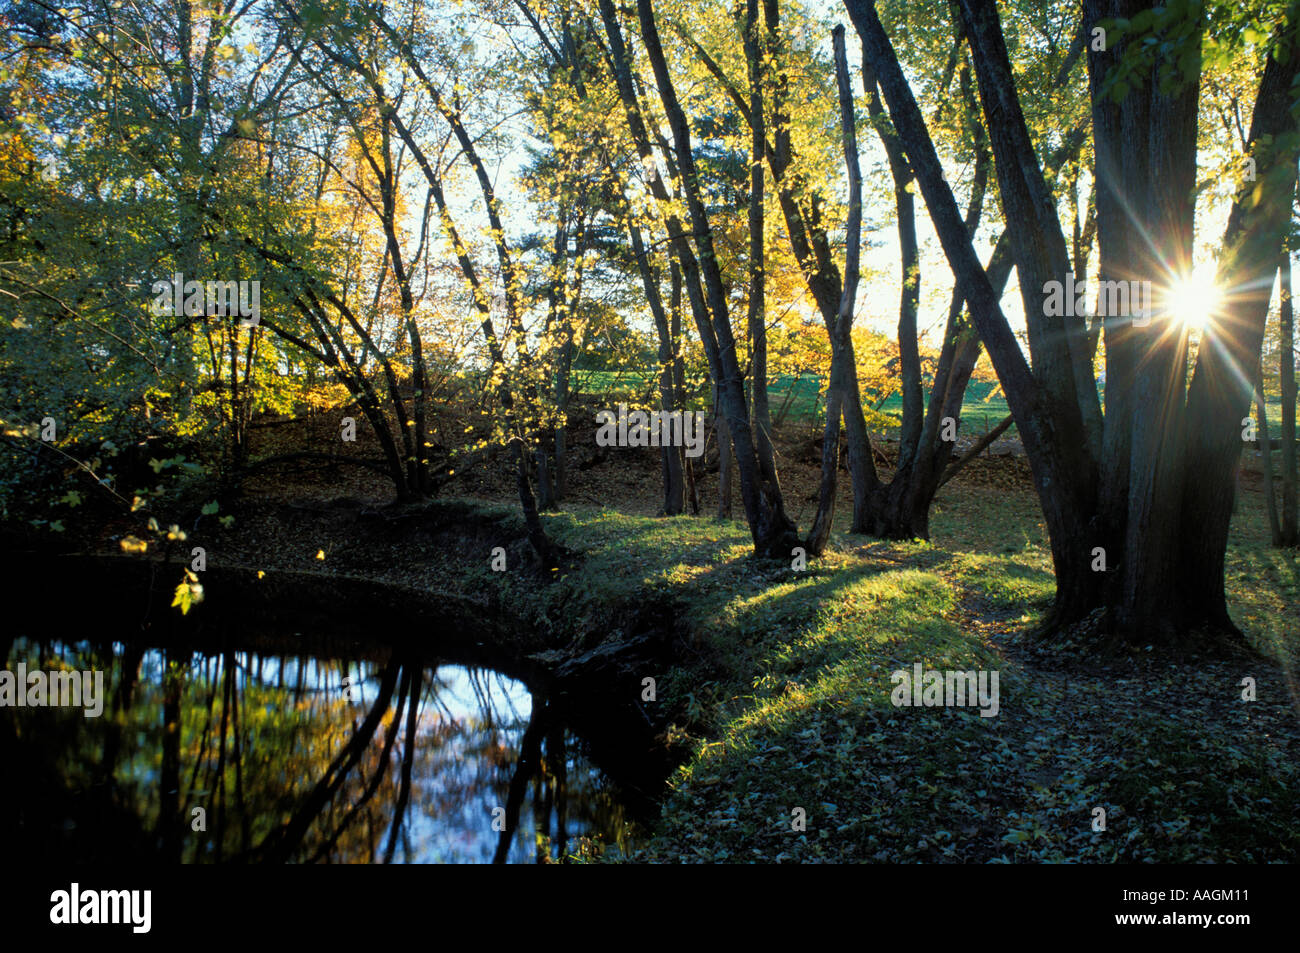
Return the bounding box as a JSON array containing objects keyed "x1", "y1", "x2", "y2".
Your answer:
[{"x1": 1165, "y1": 267, "x2": 1223, "y2": 332}]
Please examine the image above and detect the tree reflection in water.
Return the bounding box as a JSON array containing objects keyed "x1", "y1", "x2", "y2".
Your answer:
[{"x1": 1, "y1": 638, "x2": 644, "y2": 863}]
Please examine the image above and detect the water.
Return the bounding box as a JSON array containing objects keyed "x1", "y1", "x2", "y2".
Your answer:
[{"x1": 0, "y1": 636, "x2": 648, "y2": 863}]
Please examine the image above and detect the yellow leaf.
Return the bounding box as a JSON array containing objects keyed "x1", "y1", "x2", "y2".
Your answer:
[
  {"x1": 119, "y1": 535, "x2": 148, "y2": 554},
  {"x1": 171, "y1": 582, "x2": 192, "y2": 615}
]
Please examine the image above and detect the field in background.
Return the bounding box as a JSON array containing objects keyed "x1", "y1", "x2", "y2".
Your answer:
[
  {"x1": 570, "y1": 369, "x2": 1014, "y2": 430},
  {"x1": 567, "y1": 369, "x2": 1292, "y2": 444}
]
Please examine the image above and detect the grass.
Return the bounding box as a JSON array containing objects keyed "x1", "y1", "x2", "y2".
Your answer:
[{"x1": 508, "y1": 479, "x2": 1300, "y2": 863}]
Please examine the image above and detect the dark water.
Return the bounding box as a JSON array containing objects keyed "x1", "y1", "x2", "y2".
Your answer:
[{"x1": 0, "y1": 636, "x2": 648, "y2": 863}]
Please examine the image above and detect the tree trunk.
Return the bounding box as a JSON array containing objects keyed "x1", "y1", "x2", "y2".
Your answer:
[
  {"x1": 622, "y1": 218, "x2": 683, "y2": 515},
  {"x1": 1177, "y1": 17, "x2": 1300, "y2": 638},
  {"x1": 852, "y1": 0, "x2": 1129, "y2": 635},
  {"x1": 715, "y1": 382, "x2": 733, "y2": 520},
  {"x1": 672, "y1": 260, "x2": 699, "y2": 514},
  {"x1": 1256, "y1": 366, "x2": 1283, "y2": 544},
  {"x1": 745, "y1": 0, "x2": 784, "y2": 528},
  {"x1": 805, "y1": 26, "x2": 863, "y2": 556},
  {"x1": 516, "y1": 440, "x2": 558, "y2": 568},
  {"x1": 535, "y1": 442, "x2": 556, "y2": 511},
  {"x1": 554, "y1": 425, "x2": 568, "y2": 503},
  {"x1": 851, "y1": 47, "x2": 996, "y2": 541},
  {"x1": 1279, "y1": 246, "x2": 1298, "y2": 544},
  {"x1": 659, "y1": 278, "x2": 685, "y2": 517},
  {"x1": 758, "y1": 0, "x2": 879, "y2": 534}
]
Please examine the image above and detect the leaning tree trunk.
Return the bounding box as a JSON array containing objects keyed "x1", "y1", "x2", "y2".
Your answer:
[
  {"x1": 850, "y1": 0, "x2": 1123, "y2": 635},
  {"x1": 805, "y1": 25, "x2": 864, "y2": 556},
  {"x1": 1175, "y1": 14, "x2": 1300, "y2": 639}
]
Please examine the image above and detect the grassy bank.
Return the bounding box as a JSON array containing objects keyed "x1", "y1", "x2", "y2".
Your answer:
[{"x1": 517, "y1": 483, "x2": 1300, "y2": 863}]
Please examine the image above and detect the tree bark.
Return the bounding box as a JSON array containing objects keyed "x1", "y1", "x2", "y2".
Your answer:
[
  {"x1": 1256, "y1": 365, "x2": 1282, "y2": 545},
  {"x1": 1279, "y1": 245, "x2": 1298, "y2": 544},
  {"x1": 805, "y1": 26, "x2": 863, "y2": 556},
  {"x1": 745, "y1": 0, "x2": 784, "y2": 529},
  {"x1": 1178, "y1": 13, "x2": 1300, "y2": 635},
  {"x1": 715, "y1": 382, "x2": 733, "y2": 520}
]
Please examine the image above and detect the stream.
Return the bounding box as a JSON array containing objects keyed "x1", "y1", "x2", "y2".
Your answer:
[{"x1": 1, "y1": 629, "x2": 657, "y2": 863}]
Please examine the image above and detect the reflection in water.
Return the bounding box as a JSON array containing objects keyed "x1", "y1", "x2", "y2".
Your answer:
[{"x1": 0, "y1": 638, "x2": 644, "y2": 863}]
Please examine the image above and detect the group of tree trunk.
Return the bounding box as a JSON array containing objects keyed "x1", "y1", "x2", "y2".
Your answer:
[
  {"x1": 846, "y1": 0, "x2": 1300, "y2": 646},
  {"x1": 583, "y1": 0, "x2": 1017, "y2": 560}
]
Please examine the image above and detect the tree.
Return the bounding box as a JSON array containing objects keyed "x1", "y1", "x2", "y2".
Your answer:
[
  {"x1": 512, "y1": 0, "x2": 693, "y2": 515},
  {"x1": 599, "y1": 0, "x2": 799, "y2": 557},
  {"x1": 326, "y1": 0, "x2": 562, "y2": 562}
]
